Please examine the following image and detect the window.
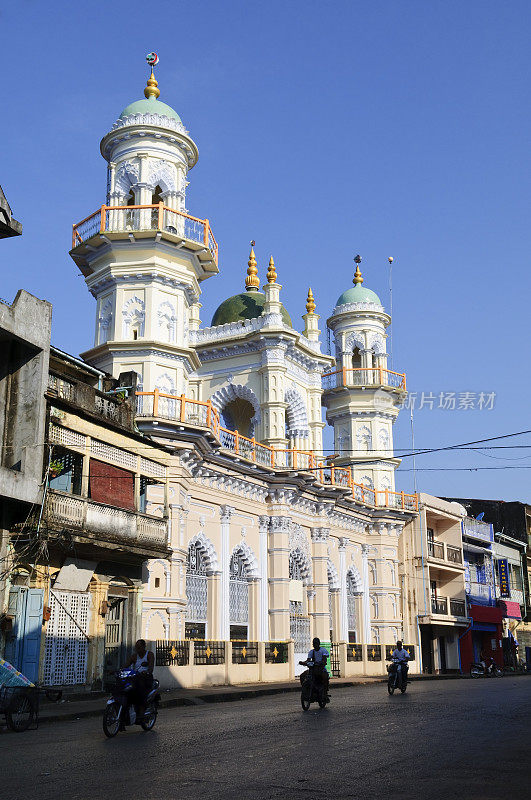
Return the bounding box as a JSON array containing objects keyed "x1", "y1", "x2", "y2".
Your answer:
[
  {"x1": 185, "y1": 542, "x2": 207, "y2": 632},
  {"x1": 48, "y1": 448, "x2": 83, "y2": 495},
  {"x1": 510, "y1": 563, "x2": 523, "y2": 593},
  {"x1": 154, "y1": 577, "x2": 160, "y2": 588},
  {"x1": 88, "y1": 459, "x2": 134, "y2": 510},
  {"x1": 229, "y1": 551, "x2": 249, "y2": 638}
]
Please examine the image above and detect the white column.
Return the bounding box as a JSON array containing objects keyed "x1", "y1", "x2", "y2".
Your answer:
[
  {"x1": 259, "y1": 515, "x2": 270, "y2": 642},
  {"x1": 361, "y1": 544, "x2": 371, "y2": 642},
  {"x1": 220, "y1": 505, "x2": 234, "y2": 640},
  {"x1": 338, "y1": 538, "x2": 349, "y2": 642}
]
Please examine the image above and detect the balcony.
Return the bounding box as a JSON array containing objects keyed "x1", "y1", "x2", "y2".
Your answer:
[
  {"x1": 71, "y1": 203, "x2": 218, "y2": 269},
  {"x1": 431, "y1": 596, "x2": 467, "y2": 619},
  {"x1": 47, "y1": 373, "x2": 133, "y2": 430},
  {"x1": 466, "y1": 581, "x2": 494, "y2": 605},
  {"x1": 322, "y1": 367, "x2": 406, "y2": 392},
  {"x1": 427, "y1": 540, "x2": 463, "y2": 567},
  {"x1": 135, "y1": 391, "x2": 418, "y2": 512},
  {"x1": 42, "y1": 489, "x2": 168, "y2": 556},
  {"x1": 462, "y1": 517, "x2": 494, "y2": 544}
]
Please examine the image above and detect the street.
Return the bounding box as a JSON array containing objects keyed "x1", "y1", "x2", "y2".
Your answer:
[{"x1": 1, "y1": 677, "x2": 529, "y2": 800}]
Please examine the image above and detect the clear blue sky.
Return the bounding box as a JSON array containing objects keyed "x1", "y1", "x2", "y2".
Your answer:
[{"x1": 2, "y1": 0, "x2": 531, "y2": 503}]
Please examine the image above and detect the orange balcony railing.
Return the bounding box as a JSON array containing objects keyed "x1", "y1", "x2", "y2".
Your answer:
[
  {"x1": 322, "y1": 367, "x2": 406, "y2": 392},
  {"x1": 72, "y1": 203, "x2": 218, "y2": 266},
  {"x1": 135, "y1": 390, "x2": 418, "y2": 512}
]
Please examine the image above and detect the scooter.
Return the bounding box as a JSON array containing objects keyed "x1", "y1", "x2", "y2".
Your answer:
[
  {"x1": 387, "y1": 659, "x2": 408, "y2": 694},
  {"x1": 299, "y1": 660, "x2": 330, "y2": 711},
  {"x1": 103, "y1": 668, "x2": 160, "y2": 737},
  {"x1": 470, "y1": 657, "x2": 504, "y2": 678}
]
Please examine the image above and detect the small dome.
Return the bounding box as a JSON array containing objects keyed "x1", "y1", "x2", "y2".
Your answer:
[
  {"x1": 211, "y1": 290, "x2": 292, "y2": 327},
  {"x1": 119, "y1": 96, "x2": 183, "y2": 125},
  {"x1": 336, "y1": 284, "x2": 382, "y2": 307}
]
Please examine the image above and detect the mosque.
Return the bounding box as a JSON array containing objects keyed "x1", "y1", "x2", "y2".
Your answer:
[{"x1": 69, "y1": 61, "x2": 418, "y2": 671}]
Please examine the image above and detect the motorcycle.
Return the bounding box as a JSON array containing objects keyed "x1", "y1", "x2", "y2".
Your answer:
[
  {"x1": 299, "y1": 660, "x2": 330, "y2": 711},
  {"x1": 387, "y1": 659, "x2": 408, "y2": 695},
  {"x1": 102, "y1": 668, "x2": 160, "y2": 737},
  {"x1": 470, "y1": 658, "x2": 504, "y2": 678}
]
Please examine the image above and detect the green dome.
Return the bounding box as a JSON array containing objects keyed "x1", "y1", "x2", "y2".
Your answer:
[
  {"x1": 119, "y1": 97, "x2": 182, "y2": 125},
  {"x1": 211, "y1": 290, "x2": 292, "y2": 327},
  {"x1": 336, "y1": 283, "x2": 382, "y2": 307}
]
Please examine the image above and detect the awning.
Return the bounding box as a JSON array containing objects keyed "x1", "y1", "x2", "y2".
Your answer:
[
  {"x1": 469, "y1": 604, "x2": 504, "y2": 624},
  {"x1": 472, "y1": 622, "x2": 498, "y2": 632},
  {"x1": 499, "y1": 600, "x2": 522, "y2": 619}
]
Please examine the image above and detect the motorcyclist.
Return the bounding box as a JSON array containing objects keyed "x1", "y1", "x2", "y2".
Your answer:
[
  {"x1": 125, "y1": 639, "x2": 154, "y2": 721},
  {"x1": 390, "y1": 640, "x2": 410, "y2": 688},
  {"x1": 300, "y1": 637, "x2": 330, "y2": 697}
]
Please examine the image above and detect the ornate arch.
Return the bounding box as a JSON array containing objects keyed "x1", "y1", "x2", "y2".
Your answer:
[
  {"x1": 367, "y1": 331, "x2": 385, "y2": 354},
  {"x1": 289, "y1": 547, "x2": 312, "y2": 585},
  {"x1": 122, "y1": 295, "x2": 145, "y2": 338},
  {"x1": 230, "y1": 541, "x2": 259, "y2": 579},
  {"x1": 144, "y1": 608, "x2": 169, "y2": 639},
  {"x1": 347, "y1": 566, "x2": 363, "y2": 595},
  {"x1": 345, "y1": 330, "x2": 365, "y2": 352},
  {"x1": 357, "y1": 425, "x2": 372, "y2": 451},
  {"x1": 147, "y1": 159, "x2": 177, "y2": 193},
  {"x1": 284, "y1": 386, "x2": 309, "y2": 438},
  {"x1": 210, "y1": 383, "x2": 261, "y2": 430},
  {"x1": 114, "y1": 160, "x2": 140, "y2": 196},
  {"x1": 327, "y1": 558, "x2": 340, "y2": 591},
  {"x1": 188, "y1": 531, "x2": 219, "y2": 573}
]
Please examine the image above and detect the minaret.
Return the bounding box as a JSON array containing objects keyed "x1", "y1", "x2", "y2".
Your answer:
[
  {"x1": 322, "y1": 257, "x2": 404, "y2": 495},
  {"x1": 70, "y1": 57, "x2": 218, "y2": 403}
]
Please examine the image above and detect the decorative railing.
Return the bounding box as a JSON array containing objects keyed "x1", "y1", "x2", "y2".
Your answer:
[
  {"x1": 366, "y1": 644, "x2": 382, "y2": 661},
  {"x1": 431, "y1": 597, "x2": 448, "y2": 615},
  {"x1": 44, "y1": 489, "x2": 168, "y2": 549},
  {"x1": 450, "y1": 599, "x2": 466, "y2": 617},
  {"x1": 264, "y1": 642, "x2": 289, "y2": 663},
  {"x1": 156, "y1": 640, "x2": 190, "y2": 667},
  {"x1": 193, "y1": 640, "x2": 226, "y2": 665},
  {"x1": 72, "y1": 203, "x2": 218, "y2": 266},
  {"x1": 462, "y1": 517, "x2": 494, "y2": 543},
  {"x1": 135, "y1": 391, "x2": 418, "y2": 512},
  {"x1": 47, "y1": 372, "x2": 133, "y2": 428},
  {"x1": 322, "y1": 367, "x2": 406, "y2": 392},
  {"x1": 428, "y1": 541, "x2": 445, "y2": 560},
  {"x1": 446, "y1": 545, "x2": 463, "y2": 564}
]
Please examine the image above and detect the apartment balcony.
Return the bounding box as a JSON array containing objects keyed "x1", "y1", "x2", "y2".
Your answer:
[
  {"x1": 40, "y1": 489, "x2": 169, "y2": 558},
  {"x1": 466, "y1": 581, "x2": 494, "y2": 606},
  {"x1": 427, "y1": 540, "x2": 464, "y2": 571},
  {"x1": 322, "y1": 367, "x2": 406, "y2": 392},
  {"x1": 134, "y1": 391, "x2": 418, "y2": 512},
  {"x1": 70, "y1": 203, "x2": 218, "y2": 272},
  {"x1": 429, "y1": 596, "x2": 467, "y2": 621},
  {"x1": 47, "y1": 372, "x2": 134, "y2": 430}
]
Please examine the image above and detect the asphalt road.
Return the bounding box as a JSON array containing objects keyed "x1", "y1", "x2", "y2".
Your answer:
[{"x1": 1, "y1": 677, "x2": 529, "y2": 800}]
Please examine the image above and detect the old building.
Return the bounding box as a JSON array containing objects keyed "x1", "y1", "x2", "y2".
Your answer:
[{"x1": 400, "y1": 495, "x2": 468, "y2": 674}]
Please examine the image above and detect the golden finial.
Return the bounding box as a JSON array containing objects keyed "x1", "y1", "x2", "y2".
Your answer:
[
  {"x1": 145, "y1": 52, "x2": 160, "y2": 99},
  {"x1": 245, "y1": 241, "x2": 260, "y2": 290},
  {"x1": 353, "y1": 253, "x2": 363, "y2": 285},
  {"x1": 306, "y1": 287, "x2": 316, "y2": 313},
  {"x1": 267, "y1": 255, "x2": 277, "y2": 284}
]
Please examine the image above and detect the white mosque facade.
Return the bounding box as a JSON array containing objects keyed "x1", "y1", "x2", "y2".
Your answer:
[{"x1": 69, "y1": 66, "x2": 418, "y2": 674}]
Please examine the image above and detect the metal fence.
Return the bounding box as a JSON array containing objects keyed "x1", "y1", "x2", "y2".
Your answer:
[
  {"x1": 231, "y1": 642, "x2": 259, "y2": 664},
  {"x1": 366, "y1": 644, "x2": 382, "y2": 661},
  {"x1": 194, "y1": 641, "x2": 226, "y2": 665},
  {"x1": 347, "y1": 644, "x2": 363, "y2": 662},
  {"x1": 265, "y1": 642, "x2": 289, "y2": 664},
  {"x1": 156, "y1": 640, "x2": 190, "y2": 667}
]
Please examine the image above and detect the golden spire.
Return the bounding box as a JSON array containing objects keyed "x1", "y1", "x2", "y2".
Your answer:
[
  {"x1": 245, "y1": 243, "x2": 260, "y2": 290},
  {"x1": 144, "y1": 68, "x2": 160, "y2": 99},
  {"x1": 306, "y1": 287, "x2": 316, "y2": 313},
  {"x1": 267, "y1": 255, "x2": 277, "y2": 284},
  {"x1": 353, "y1": 254, "x2": 363, "y2": 285}
]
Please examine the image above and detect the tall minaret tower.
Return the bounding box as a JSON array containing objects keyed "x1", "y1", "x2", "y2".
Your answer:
[
  {"x1": 322, "y1": 256, "x2": 405, "y2": 495},
  {"x1": 70, "y1": 55, "x2": 218, "y2": 399}
]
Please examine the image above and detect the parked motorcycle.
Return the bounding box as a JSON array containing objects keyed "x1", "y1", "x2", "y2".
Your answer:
[
  {"x1": 387, "y1": 660, "x2": 408, "y2": 694},
  {"x1": 102, "y1": 668, "x2": 160, "y2": 737},
  {"x1": 470, "y1": 658, "x2": 504, "y2": 678},
  {"x1": 299, "y1": 660, "x2": 330, "y2": 711}
]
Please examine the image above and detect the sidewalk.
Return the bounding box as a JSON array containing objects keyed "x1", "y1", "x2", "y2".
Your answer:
[{"x1": 32, "y1": 671, "x2": 511, "y2": 725}]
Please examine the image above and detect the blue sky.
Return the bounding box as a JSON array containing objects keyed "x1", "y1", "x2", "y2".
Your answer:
[{"x1": 2, "y1": 0, "x2": 531, "y2": 502}]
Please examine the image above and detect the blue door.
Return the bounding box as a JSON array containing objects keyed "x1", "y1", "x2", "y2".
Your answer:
[{"x1": 3, "y1": 587, "x2": 44, "y2": 684}]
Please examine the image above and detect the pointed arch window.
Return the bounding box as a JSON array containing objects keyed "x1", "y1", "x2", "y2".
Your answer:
[
  {"x1": 185, "y1": 541, "x2": 207, "y2": 638},
  {"x1": 229, "y1": 550, "x2": 249, "y2": 638}
]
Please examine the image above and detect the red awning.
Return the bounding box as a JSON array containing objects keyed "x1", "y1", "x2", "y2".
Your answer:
[
  {"x1": 469, "y1": 604, "x2": 504, "y2": 624},
  {"x1": 499, "y1": 600, "x2": 522, "y2": 619}
]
